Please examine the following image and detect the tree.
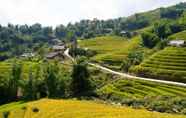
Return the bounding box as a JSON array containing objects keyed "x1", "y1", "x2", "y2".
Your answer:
[
  {"x1": 128, "y1": 50, "x2": 144, "y2": 65},
  {"x1": 121, "y1": 50, "x2": 143, "y2": 72},
  {"x1": 71, "y1": 57, "x2": 92, "y2": 96},
  {"x1": 160, "y1": 8, "x2": 183, "y2": 19},
  {"x1": 154, "y1": 20, "x2": 172, "y2": 39},
  {"x1": 24, "y1": 67, "x2": 36, "y2": 100},
  {"x1": 8, "y1": 61, "x2": 22, "y2": 101},
  {"x1": 121, "y1": 59, "x2": 131, "y2": 72},
  {"x1": 55, "y1": 25, "x2": 66, "y2": 39},
  {"x1": 44, "y1": 62, "x2": 59, "y2": 98},
  {"x1": 0, "y1": 75, "x2": 10, "y2": 104},
  {"x1": 141, "y1": 32, "x2": 160, "y2": 48}
]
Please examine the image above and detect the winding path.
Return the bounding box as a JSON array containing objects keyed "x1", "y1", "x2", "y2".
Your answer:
[{"x1": 64, "y1": 49, "x2": 186, "y2": 87}]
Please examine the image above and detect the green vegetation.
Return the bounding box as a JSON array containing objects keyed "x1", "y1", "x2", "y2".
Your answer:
[
  {"x1": 2, "y1": 2, "x2": 186, "y2": 117},
  {"x1": 0, "y1": 59, "x2": 72, "y2": 105},
  {"x1": 168, "y1": 30, "x2": 186, "y2": 40},
  {"x1": 0, "y1": 99, "x2": 186, "y2": 118},
  {"x1": 98, "y1": 79, "x2": 186, "y2": 114},
  {"x1": 131, "y1": 47, "x2": 186, "y2": 83},
  {"x1": 71, "y1": 57, "x2": 94, "y2": 96},
  {"x1": 79, "y1": 36, "x2": 140, "y2": 68}
]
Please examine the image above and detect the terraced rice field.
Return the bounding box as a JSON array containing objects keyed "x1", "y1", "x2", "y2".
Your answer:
[
  {"x1": 168, "y1": 30, "x2": 186, "y2": 40},
  {"x1": 131, "y1": 47, "x2": 186, "y2": 83},
  {"x1": 0, "y1": 99, "x2": 186, "y2": 118},
  {"x1": 98, "y1": 79, "x2": 186, "y2": 99},
  {"x1": 79, "y1": 36, "x2": 140, "y2": 65},
  {"x1": 0, "y1": 61, "x2": 39, "y2": 79}
]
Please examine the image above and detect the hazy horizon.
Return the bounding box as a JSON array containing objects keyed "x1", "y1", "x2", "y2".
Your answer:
[{"x1": 0, "y1": 0, "x2": 186, "y2": 27}]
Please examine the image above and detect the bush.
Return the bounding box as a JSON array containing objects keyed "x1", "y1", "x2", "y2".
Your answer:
[
  {"x1": 32, "y1": 107, "x2": 39, "y2": 113},
  {"x1": 69, "y1": 48, "x2": 97, "y2": 57},
  {"x1": 141, "y1": 32, "x2": 160, "y2": 48},
  {"x1": 3, "y1": 111, "x2": 10, "y2": 118}
]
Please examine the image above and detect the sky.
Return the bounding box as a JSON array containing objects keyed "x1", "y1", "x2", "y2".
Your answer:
[{"x1": 0, "y1": 0, "x2": 186, "y2": 27}]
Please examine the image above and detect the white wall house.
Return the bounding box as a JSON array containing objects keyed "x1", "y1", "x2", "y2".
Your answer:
[{"x1": 168, "y1": 40, "x2": 186, "y2": 47}]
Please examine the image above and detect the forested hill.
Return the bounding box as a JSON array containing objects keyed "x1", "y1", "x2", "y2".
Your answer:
[{"x1": 0, "y1": 2, "x2": 186, "y2": 60}]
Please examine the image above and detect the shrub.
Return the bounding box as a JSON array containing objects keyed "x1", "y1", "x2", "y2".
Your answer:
[
  {"x1": 3, "y1": 111, "x2": 10, "y2": 118},
  {"x1": 141, "y1": 32, "x2": 160, "y2": 48},
  {"x1": 32, "y1": 107, "x2": 39, "y2": 113},
  {"x1": 69, "y1": 48, "x2": 97, "y2": 57}
]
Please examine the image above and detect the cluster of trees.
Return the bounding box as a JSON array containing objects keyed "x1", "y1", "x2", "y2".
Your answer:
[
  {"x1": 0, "y1": 23, "x2": 54, "y2": 60},
  {"x1": 0, "y1": 58, "x2": 94, "y2": 105},
  {"x1": 142, "y1": 13, "x2": 186, "y2": 49},
  {"x1": 1, "y1": 2, "x2": 186, "y2": 60},
  {"x1": 121, "y1": 50, "x2": 144, "y2": 72}
]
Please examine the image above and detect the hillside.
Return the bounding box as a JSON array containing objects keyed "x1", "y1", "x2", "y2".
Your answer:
[
  {"x1": 131, "y1": 47, "x2": 186, "y2": 83},
  {"x1": 168, "y1": 30, "x2": 186, "y2": 40},
  {"x1": 0, "y1": 99, "x2": 186, "y2": 118},
  {"x1": 79, "y1": 36, "x2": 140, "y2": 69},
  {"x1": 98, "y1": 79, "x2": 186, "y2": 99},
  {"x1": 0, "y1": 61, "x2": 39, "y2": 79}
]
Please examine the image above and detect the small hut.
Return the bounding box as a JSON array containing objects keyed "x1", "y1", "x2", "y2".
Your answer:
[{"x1": 168, "y1": 40, "x2": 186, "y2": 47}]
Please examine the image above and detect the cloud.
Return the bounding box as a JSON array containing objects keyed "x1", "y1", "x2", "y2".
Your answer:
[{"x1": 0, "y1": 0, "x2": 186, "y2": 27}]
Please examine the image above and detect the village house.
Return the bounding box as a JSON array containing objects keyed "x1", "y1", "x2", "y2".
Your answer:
[
  {"x1": 21, "y1": 53, "x2": 35, "y2": 58},
  {"x1": 46, "y1": 52, "x2": 62, "y2": 59},
  {"x1": 52, "y1": 45, "x2": 66, "y2": 51},
  {"x1": 46, "y1": 43, "x2": 66, "y2": 59},
  {"x1": 168, "y1": 40, "x2": 186, "y2": 47}
]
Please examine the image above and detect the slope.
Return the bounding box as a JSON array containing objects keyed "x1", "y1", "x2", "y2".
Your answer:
[{"x1": 0, "y1": 99, "x2": 186, "y2": 118}]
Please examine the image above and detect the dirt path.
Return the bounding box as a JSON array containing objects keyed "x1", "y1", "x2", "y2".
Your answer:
[{"x1": 64, "y1": 49, "x2": 186, "y2": 87}]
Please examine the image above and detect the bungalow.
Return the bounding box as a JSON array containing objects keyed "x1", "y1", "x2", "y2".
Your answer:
[
  {"x1": 46, "y1": 52, "x2": 60, "y2": 59},
  {"x1": 52, "y1": 45, "x2": 66, "y2": 51},
  {"x1": 51, "y1": 38, "x2": 62, "y2": 45},
  {"x1": 168, "y1": 40, "x2": 186, "y2": 47},
  {"x1": 21, "y1": 53, "x2": 35, "y2": 58}
]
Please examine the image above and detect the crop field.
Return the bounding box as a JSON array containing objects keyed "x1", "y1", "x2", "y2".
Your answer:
[
  {"x1": 0, "y1": 99, "x2": 186, "y2": 118},
  {"x1": 98, "y1": 79, "x2": 186, "y2": 99},
  {"x1": 97, "y1": 79, "x2": 186, "y2": 114},
  {"x1": 131, "y1": 47, "x2": 186, "y2": 83},
  {"x1": 168, "y1": 30, "x2": 186, "y2": 40},
  {"x1": 0, "y1": 61, "x2": 39, "y2": 79},
  {"x1": 79, "y1": 36, "x2": 140, "y2": 66}
]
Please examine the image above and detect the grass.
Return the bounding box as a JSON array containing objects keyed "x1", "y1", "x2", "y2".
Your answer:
[
  {"x1": 0, "y1": 99, "x2": 186, "y2": 118},
  {"x1": 168, "y1": 30, "x2": 186, "y2": 40},
  {"x1": 131, "y1": 47, "x2": 186, "y2": 83},
  {"x1": 79, "y1": 36, "x2": 140, "y2": 66}
]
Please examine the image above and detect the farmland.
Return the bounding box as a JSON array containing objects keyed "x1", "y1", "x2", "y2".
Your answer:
[
  {"x1": 97, "y1": 78, "x2": 186, "y2": 114},
  {"x1": 0, "y1": 60, "x2": 40, "y2": 79},
  {"x1": 98, "y1": 79, "x2": 186, "y2": 99},
  {"x1": 131, "y1": 47, "x2": 186, "y2": 83},
  {"x1": 0, "y1": 99, "x2": 186, "y2": 118},
  {"x1": 168, "y1": 30, "x2": 186, "y2": 40},
  {"x1": 79, "y1": 36, "x2": 140, "y2": 67}
]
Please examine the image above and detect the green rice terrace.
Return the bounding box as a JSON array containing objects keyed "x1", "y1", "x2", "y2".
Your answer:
[
  {"x1": 79, "y1": 36, "x2": 140, "y2": 69},
  {"x1": 131, "y1": 47, "x2": 186, "y2": 83},
  {"x1": 0, "y1": 61, "x2": 40, "y2": 79},
  {"x1": 98, "y1": 79, "x2": 186, "y2": 99},
  {"x1": 168, "y1": 30, "x2": 186, "y2": 40},
  {"x1": 97, "y1": 79, "x2": 186, "y2": 114}
]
